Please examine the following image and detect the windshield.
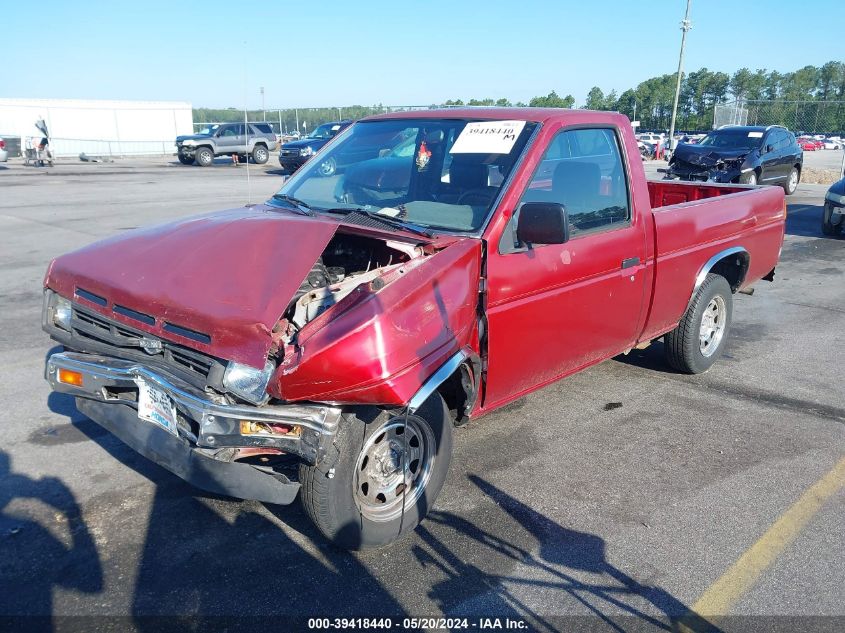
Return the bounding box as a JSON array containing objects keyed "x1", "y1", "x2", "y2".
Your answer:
[
  {"x1": 698, "y1": 130, "x2": 764, "y2": 150},
  {"x1": 306, "y1": 123, "x2": 341, "y2": 140},
  {"x1": 269, "y1": 118, "x2": 537, "y2": 233},
  {"x1": 197, "y1": 125, "x2": 219, "y2": 136}
]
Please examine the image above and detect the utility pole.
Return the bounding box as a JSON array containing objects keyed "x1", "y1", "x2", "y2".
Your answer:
[
  {"x1": 668, "y1": 0, "x2": 692, "y2": 152},
  {"x1": 260, "y1": 87, "x2": 266, "y2": 121}
]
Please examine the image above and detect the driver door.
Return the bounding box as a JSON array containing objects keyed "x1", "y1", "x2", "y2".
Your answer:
[{"x1": 483, "y1": 126, "x2": 648, "y2": 409}]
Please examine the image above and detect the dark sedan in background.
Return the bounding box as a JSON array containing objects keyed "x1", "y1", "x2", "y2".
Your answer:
[
  {"x1": 662, "y1": 125, "x2": 803, "y2": 194},
  {"x1": 278, "y1": 120, "x2": 352, "y2": 175}
]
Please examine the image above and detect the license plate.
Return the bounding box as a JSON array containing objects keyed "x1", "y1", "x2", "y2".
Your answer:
[{"x1": 137, "y1": 380, "x2": 179, "y2": 436}]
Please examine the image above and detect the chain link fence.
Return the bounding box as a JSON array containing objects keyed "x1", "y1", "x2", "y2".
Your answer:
[
  {"x1": 713, "y1": 100, "x2": 845, "y2": 134},
  {"x1": 193, "y1": 105, "x2": 440, "y2": 135}
]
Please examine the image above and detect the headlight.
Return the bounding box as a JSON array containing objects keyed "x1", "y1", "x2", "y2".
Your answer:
[
  {"x1": 182, "y1": 140, "x2": 196, "y2": 146},
  {"x1": 45, "y1": 290, "x2": 72, "y2": 331},
  {"x1": 299, "y1": 146, "x2": 315, "y2": 157},
  {"x1": 825, "y1": 191, "x2": 845, "y2": 206},
  {"x1": 223, "y1": 360, "x2": 275, "y2": 404}
]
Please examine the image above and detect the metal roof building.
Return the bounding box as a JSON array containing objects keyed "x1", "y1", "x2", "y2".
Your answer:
[{"x1": 0, "y1": 98, "x2": 193, "y2": 157}]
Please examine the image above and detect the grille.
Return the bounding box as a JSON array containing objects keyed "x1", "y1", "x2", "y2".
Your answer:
[
  {"x1": 280, "y1": 149, "x2": 300, "y2": 157},
  {"x1": 71, "y1": 305, "x2": 219, "y2": 383}
]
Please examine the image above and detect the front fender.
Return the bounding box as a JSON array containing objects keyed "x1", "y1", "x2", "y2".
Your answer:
[{"x1": 270, "y1": 239, "x2": 482, "y2": 405}]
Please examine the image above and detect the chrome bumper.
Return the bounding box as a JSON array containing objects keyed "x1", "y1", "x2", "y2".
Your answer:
[{"x1": 45, "y1": 352, "x2": 341, "y2": 465}]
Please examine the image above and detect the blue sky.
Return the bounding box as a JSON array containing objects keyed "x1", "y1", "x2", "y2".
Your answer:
[{"x1": 4, "y1": 0, "x2": 842, "y2": 108}]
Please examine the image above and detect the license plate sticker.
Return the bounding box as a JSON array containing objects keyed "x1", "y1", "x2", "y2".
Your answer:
[{"x1": 137, "y1": 380, "x2": 179, "y2": 436}]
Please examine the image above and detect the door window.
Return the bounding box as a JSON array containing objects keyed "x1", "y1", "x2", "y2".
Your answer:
[{"x1": 510, "y1": 128, "x2": 630, "y2": 246}]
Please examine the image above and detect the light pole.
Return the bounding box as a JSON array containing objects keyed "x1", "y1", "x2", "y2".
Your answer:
[
  {"x1": 260, "y1": 87, "x2": 265, "y2": 121},
  {"x1": 668, "y1": 0, "x2": 692, "y2": 152}
]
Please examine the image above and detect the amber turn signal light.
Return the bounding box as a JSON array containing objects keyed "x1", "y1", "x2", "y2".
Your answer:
[{"x1": 57, "y1": 369, "x2": 84, "y2": 387}]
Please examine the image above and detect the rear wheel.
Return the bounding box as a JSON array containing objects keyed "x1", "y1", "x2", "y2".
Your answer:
[
  {"x1": 299, "y1": 394, "x2": 452, "y2": 550},
  {"x1": 252, "y1": 144, "x2": 269, "y2": 164},
  {"x1": 195, "y1": 146, "x2": 214, "y2": 167},
  {"x1": 783, "y1": 167, "x2": 800, "y2": 195},
  {"x1": 664, "y1": 273, "x2": 733, "y2": 374}
]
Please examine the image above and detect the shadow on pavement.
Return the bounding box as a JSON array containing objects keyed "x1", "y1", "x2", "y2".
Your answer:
[
  {"x1": 785, "y1": 202, "x2": 828, "y2": 238},
  {"x1": 0, "y1": 450, "x2": 103, "y2": 631},
  {"x1": 412, "y1": 474, "x2": 719, "y2": 632},
  {"x1": 38, "y1": 393, "x2": 719, "y2": 632}
]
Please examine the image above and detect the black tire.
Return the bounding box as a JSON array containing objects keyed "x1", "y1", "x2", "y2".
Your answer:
[
  {"x1": 740, "y1": 170, "x2": 758, "y2": 186},
  {"x1": 251, "y1": 144, "x2": 269, "y2": 164},
  {"x1": 177, "y1": 154, "x2": 193, "y2": 165},
  {"x1": 195, "y1": 146, "x2": 214, "y2": 167},
  {"x1": 783, "y1": 166, "x2": 800, "y2": 195},
  {"x1": 664, "y1": 273, "x2": 733, "y2": 374},
  {"x1": 299, "y1": 394, "x2": 453, "y2": 550},
  {"x1": 822, "y1": 205, "x2": 842, "y2": 236}
]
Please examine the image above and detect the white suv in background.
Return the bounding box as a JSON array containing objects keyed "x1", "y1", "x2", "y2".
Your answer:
[{"x1": 0, "y1": 138, "x2": 8, "y2": 162}]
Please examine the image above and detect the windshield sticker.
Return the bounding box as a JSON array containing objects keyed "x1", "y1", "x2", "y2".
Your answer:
[
  {"x1": 748, "y1": 132, "x2": 764, "y2": 138},
  {"x1": 416, "y1": 141, "x2": 432, "y2": 171},
  {"x1": 450, "y1": 120, "x2": 526, "y2": 154},
  {"x1": 331, "y1": 125, "x2": 341, "y2": 131}
]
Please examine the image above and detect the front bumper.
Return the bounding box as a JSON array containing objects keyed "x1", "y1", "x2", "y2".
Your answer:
[
  {"x1": 279, "y1": 154, "x2": 307, "y2": 171},
  {"x1": 45, "y1": 351, "x2": 342, "y2": 504}
]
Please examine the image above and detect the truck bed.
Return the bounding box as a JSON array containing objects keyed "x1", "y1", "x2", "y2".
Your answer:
[{"x1": 639, "y1": 179, "x2": 786, "y2": 342}]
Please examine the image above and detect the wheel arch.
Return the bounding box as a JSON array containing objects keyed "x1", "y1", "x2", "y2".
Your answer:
[
  {"x1": 687, "y1": 246, "x2": 749, "y2": 309},
  {"x1": 407, "y1": 348, "x2": 480, "y2": 425}
]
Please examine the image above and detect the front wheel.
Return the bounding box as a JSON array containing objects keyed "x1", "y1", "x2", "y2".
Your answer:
[
  {"x1": 195, "y1": 146, "x2": 214, "y2": 167},
  {"x1": 299, "y1": 394, "x2": 453, "y2": 549},
  {"x1": 317, "y1": 157, "x2": 337, "y2": 177},
  {"x1": 783, "y1": 167, "x2": 800, "y2": 195},
  {"x1": 664, "y1": 273, "x2": 733, "y2": 374},
  {"x1": 177, "y1": 153, "x2": 193, "y2": 165},
  {"x1": 740, "y1": 171, "x2": 758, "y2": 186}
]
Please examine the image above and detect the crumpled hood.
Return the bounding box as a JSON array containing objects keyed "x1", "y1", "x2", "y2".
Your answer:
[
  {"x1": 673, "y1": 144, "x2": 750, "y2": 167},
  {"x1": 45, "y1": 206, "x2": 340, "y2": 368}
]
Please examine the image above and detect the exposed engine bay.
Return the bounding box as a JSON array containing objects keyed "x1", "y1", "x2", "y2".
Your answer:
[{"x1": 280, "y1": 233, "x2": 424, "y2": 342}]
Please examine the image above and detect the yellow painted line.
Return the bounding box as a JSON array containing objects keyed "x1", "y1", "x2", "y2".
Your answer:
[{"x1": 691, "y1": 455, "x2": 845, "y2": 618}]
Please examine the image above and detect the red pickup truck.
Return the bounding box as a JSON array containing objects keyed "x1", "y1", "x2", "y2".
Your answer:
[{"x1": 43, "y1": 109, "x2": 785, "y2": 548}]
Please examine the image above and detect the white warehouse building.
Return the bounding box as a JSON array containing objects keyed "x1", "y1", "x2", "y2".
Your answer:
[{"x1": 0, "y1": 98, "x2": 193, "y2": 157}]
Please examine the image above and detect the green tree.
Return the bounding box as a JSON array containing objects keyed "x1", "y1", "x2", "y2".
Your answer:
[
  {"x1": 529, "y1": 91, "x2": 574, "y2": 108},
  {"x1": 584, "y1": 86, "x2": 606, "y2": 110}
]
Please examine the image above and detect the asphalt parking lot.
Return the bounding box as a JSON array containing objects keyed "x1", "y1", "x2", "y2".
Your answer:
[{"x1": 0, "y1": 156, "x2": 843, "y2": 632}]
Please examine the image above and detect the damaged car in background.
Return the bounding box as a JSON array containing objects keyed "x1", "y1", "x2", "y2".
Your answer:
[
  {"x1": 660, "y1": 125, "x2": 803, "y2": 194},
  {"x1": 43, "y1": 109, "x2": 786, "y2": 549}
]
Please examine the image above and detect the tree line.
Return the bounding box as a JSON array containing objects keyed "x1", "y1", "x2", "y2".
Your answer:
[{"x1": 195, "y1": 61, "x2": 845, "y2": 135}]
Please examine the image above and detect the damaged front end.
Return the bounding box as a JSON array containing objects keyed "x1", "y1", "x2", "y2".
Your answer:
[
  {"x1": 662, "y1": 146, "x2": 751, "y2": 183},
  {"x1": 42, "y1": 207, "x2": 481, "y2": 503}
]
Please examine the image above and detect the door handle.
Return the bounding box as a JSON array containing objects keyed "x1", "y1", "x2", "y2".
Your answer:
[{"x1": 621, "y1": 257, "x2": 640, "y2": 269}]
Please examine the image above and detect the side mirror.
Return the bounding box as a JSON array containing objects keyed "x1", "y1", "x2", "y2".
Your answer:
[{"x1": 516, "y1": 202, "x2": 569, "y2": 245}]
